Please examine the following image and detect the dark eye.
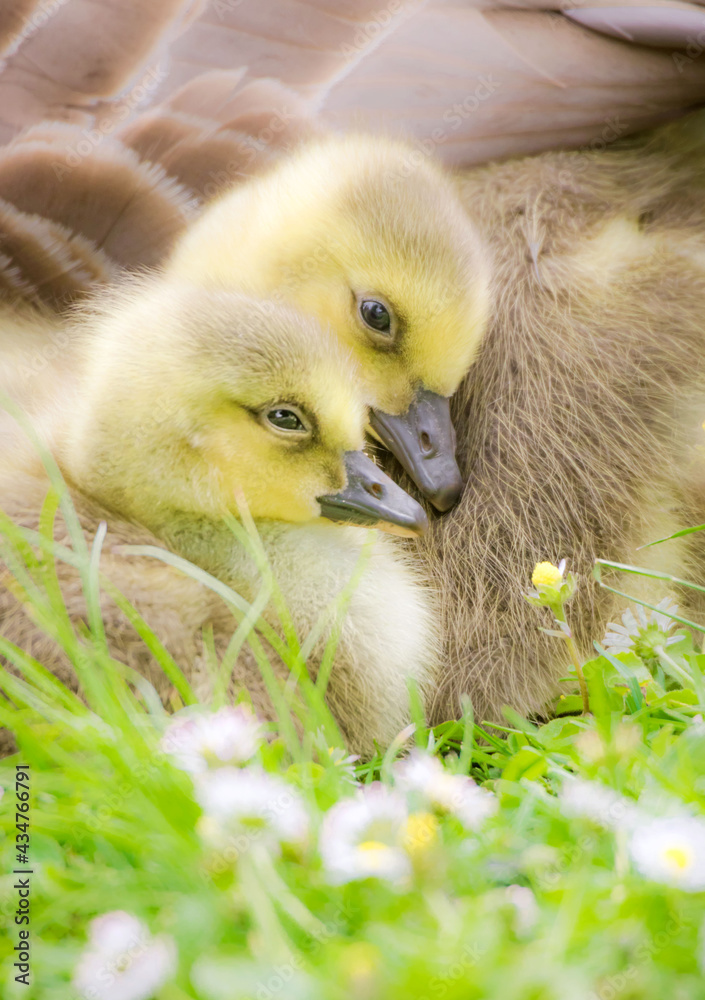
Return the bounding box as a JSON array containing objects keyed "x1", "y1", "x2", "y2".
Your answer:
[
  {"x1": 360, "y1": 299, "x2": 391, "y2": 333},
  {"x1": 266, "y1": 408, "x2": 305, "y2": 432}
]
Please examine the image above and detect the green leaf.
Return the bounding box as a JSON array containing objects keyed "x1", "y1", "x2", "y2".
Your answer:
[
  {"x1": 591, "y1": 647, "x2": 644, "y2": 715},
  {"x1": 554, "y1": 694, "x2": 585, "y2": 716},
  {"x1": 501, "y1": 746, "x2": 548, "y2": 782}
]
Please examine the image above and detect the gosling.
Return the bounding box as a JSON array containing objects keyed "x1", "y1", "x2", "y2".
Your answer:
[{"x1": 0, "y1": 282, "x2": 436, "y2": 755}]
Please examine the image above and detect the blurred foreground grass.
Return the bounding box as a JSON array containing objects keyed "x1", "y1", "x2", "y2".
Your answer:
[{"x1": 1, "y1": 494, "x2": 705, "y2": 1000}]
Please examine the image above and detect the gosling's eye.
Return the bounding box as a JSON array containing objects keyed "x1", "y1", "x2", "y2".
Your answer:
[
  {"x1": 360, "y1": 299, "x2": 391, "y2": 334},
  {"x1": 267, "y1": 408, "x2": 305, "y2": 431},
  {"x1": 355, "y1": 294, "x2": 399, "y2": 350},
  {"x1": 259, "y1": 403, "x2": 312, "y2": 438}
]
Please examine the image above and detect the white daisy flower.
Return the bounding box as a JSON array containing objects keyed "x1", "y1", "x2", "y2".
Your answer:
[
  {"x1": 630, "y1": 816, "x2": 705, "y2": 892},
  {"x1": 559, "y1": 777, "x2": 641, "y2": 831},
  {"x1": 161, "y1": 706, "x2": 263, "y2": 773},
  {"x1": 195, "y1": 766, "x2": 309, "y2": 856},
  {"x1": 72, "y1": 911, "x2": 177, "y2": 1000},
  {"x1": 326, "y1": 746, "x2": 360, "y2": 786},
  {"x1": 320, "y1": 784, "x2": 411, "y2": 885},
  {"x1": 603, "y1": 598, "x2": 680, "y2": 659},
  {"x1": 394, "y1": 751, "x2": 497, "y2": 830}
]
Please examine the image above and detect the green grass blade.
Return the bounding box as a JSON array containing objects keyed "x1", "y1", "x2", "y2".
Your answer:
[
  {"x1": 638, "y1": 523, "x2": 705, "y2": 549},
  {"x1": 103, "y1": 580, "x2": 198, "y2": 706}
]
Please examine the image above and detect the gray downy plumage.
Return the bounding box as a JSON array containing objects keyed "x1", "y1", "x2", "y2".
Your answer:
[{"x1": 408, "y1": 113, "x2": 705, "y2": 725}]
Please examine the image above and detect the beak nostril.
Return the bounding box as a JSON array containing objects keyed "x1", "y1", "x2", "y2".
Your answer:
[
  {"x1": 368, "y1": 391, "x2": 460, "y2": 512},
  {"x1": 318, "y1": 451, "x2": 427, "y2": 536}
]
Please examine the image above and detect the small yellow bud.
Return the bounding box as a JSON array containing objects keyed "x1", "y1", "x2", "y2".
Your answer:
[
  {"x1": 531, "y1": 561, "x2": 563, "y2": 588},
  {"x1": 401, "y1": 811, "x2": 439, "y2": 856}
]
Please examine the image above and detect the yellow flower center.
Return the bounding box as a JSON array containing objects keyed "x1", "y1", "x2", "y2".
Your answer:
[
  {"x1": 356, "y1": 840, "x2": 393, "y2": 871},
  {"x1": 663, "y1": 846, "x2": 692, "y2": 872},
  {"x1": 532, "y1": 561, "x2": 563, "y2": 588},
  {"x1": 358, "y1": 840, "x2": 389, "y2": 853},
  {"x1": 401, "y1": 812, "x2": 439, "y2": 856}
]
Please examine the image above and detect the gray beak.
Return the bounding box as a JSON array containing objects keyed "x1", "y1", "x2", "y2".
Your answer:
[
  {"x1": 317, "y1": 451, "x2": 428, "y2": 537},
  {"x1": 368, "y1": 388, "x2": 464, "y2": 512}
]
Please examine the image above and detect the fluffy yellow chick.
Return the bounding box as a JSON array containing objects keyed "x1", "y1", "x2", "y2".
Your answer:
[
  {"x1": 167, "y1": 134, "x2": 492, "y2": 511},
  {"x1": 0, "y1": 284, "x2": 435, "y2": 755},
  {"x1": 63, "y1": 279, "x2": 426, "y2": 539}
]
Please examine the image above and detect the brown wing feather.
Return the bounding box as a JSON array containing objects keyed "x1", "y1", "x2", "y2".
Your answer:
[
  {"x1": 0, "y1": 198, "x2": 115, "y2": 308},
  {"x1": 117, "y1": 111, "x2": 273, "y2": 200},
  {"x1": 0, "y1": 123, "x2": 196, "y2": 307},
  {"x1": 2, "y1": 0, "x2": 705, "y2": 159},
  {"x1": 0, "y1": 0, "x2": 205, "y2": 143},
  {"x1": 1, "y1": 0, "x2": 704, "y2": 309}
]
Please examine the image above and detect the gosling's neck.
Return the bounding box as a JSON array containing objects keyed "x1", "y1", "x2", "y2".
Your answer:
[{"x1": 61, "y1": 435, "x2": 255, "y2": 584}]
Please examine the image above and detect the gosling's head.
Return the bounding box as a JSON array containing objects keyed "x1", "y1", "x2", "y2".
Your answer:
[
  {"x1": 167, "y1": 134, "x2": 492, "y2": 511},
  {"x1": 63, "y1": 280, "x2": 427, "y2": 537}
]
